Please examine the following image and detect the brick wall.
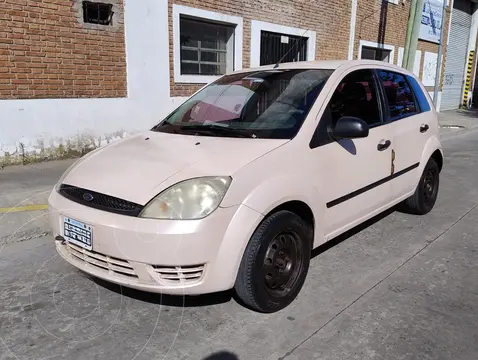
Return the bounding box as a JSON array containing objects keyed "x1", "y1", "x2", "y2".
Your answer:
[
  {"x1": 354, "y1": 0, "x2": 451, "y2": 91},
  {"x1": 168, "y1": 0, "x2": 352, "y2": 97},
  {"x1": 0, "y1": 0, "x2": 127, "y2": 99}
]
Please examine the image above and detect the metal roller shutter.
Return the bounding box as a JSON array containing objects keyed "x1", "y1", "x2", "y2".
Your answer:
[{"x1": 441, "y1": 0, "x2": 472, "y2": 110}]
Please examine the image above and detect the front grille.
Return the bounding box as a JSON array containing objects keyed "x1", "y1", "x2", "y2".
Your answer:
[
  {"x1": 59, "y1": 184, "x2": 143, "y2": 216},
  {"x1": 65, "y1": 242, "x2": 138, "y2": 279},
  {"x1": 150, "y1": 264, "x2": 205, "y2": 285}
]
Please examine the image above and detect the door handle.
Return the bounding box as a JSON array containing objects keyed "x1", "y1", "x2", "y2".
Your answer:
[
  {"x1": 420, "y1": 124, "x2": 429, "y2": 133},
  {"x1": 377, "y1": 139, "x2": 391, "y2": 151}
]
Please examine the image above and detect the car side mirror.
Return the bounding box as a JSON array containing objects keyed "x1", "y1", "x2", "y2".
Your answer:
[{"x1": 330, "y1": 116, "x2": 369, "y2": 139}]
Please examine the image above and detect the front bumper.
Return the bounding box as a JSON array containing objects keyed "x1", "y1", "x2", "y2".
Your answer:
[{"x1": 48, "y1": 189, "x2": 263, "y2": 295}]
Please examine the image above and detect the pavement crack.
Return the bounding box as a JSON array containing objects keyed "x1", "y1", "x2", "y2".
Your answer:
[
  {"x1": 278, "y1": 203, "x2": 478, "y2": 360},
  {"x1": 1, "y1": 229, "x2": 52, "y2": 245}
]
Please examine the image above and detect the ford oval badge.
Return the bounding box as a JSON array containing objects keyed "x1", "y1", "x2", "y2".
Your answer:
[{"x1": 82, "y1": 193, "x2": 94, "y2": 202}]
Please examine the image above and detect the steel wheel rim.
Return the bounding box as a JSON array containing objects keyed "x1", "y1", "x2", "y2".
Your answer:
[
  {"x1": 423, "y1": 167, "x2": 438, "y2": 206},
  {"x1": 263, "y1": 231, "x2": 304, "y2": 298}
]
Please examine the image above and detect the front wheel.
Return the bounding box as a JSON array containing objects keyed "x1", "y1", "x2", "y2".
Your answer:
[
  {"x1": 400, "y1": 158, "x2": 440, "y2": 215},
  {"x1": 234, "y1": 210, "x2": 312, "y2": 313}
]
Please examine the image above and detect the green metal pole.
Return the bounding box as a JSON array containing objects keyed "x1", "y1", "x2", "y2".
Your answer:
[
  {"x1": 403, "y1": 0, "x2": 418, "y2": 69},
  {"x1": 405, "y1": 0, "x2": 425, "y2": 71}
]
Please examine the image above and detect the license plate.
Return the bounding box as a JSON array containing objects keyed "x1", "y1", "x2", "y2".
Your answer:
[{"x1": 63, "y1": 217, "x2": 93, "y2": 251}]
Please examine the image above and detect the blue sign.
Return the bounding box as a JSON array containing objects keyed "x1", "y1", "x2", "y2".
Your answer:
[{"x1": 419, "y1": 0, "x2": 445, "y2": 44}]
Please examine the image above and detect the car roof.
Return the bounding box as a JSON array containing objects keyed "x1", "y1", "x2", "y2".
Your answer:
[{"x1": 230, "y1": 59, "x2": 413, "y2": 76}]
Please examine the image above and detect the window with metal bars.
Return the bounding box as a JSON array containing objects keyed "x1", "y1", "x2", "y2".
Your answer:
[
  {"x1": 259, "y1": 31, "x2": 308, "y2": 66},
  {"x1": 179, "y1": 17, "x2": 235, "y2": 76},
  {"x1": 82, "y1": 1, "x2": 114, "y2": 25}
]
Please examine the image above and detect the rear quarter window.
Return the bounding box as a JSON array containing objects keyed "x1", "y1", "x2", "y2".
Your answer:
[{"x1": 406, "y1": 75, "x2": 431, "y2": 113}]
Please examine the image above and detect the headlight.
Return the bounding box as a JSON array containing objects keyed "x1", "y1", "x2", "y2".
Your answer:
[{"x1": 139, "y1": 176, "x2": 232, "y2": 220}]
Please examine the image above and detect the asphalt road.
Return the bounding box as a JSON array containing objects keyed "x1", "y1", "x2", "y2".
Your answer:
[
  {"x1": 0, "y1": 159, "x2": 75, "y2": 245},
  {"x1": 1, "y1": 127, "x2": 478, "y2": 360}
]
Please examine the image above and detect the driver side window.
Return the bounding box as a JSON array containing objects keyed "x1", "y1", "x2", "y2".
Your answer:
[
  {"x1": 310, "y1": 69, "x2": 382, "y2": 148},
  {"x1": 329, "y1": 69, "x2": 382, "y2": 127}
]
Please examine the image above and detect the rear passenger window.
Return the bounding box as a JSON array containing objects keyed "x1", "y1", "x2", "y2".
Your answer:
[{"x1": 378, "y1": 71, "x2": 417, "y2": 121}]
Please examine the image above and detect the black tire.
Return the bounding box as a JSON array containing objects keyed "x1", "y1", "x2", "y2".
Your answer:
[
  {"x1": 234, "y1": 210, "x2": 312, "y2": 313},
  {"x1": 401, "y1": 158, "x2": 440, "y2": 215}
]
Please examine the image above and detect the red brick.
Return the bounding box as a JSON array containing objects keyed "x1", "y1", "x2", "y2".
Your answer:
[{"x1": 0, "y1": 0, "x2": 126, "y2": 99}]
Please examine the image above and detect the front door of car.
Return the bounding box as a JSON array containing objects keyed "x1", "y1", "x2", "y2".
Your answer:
[{"x1": 310, "y1": 68, "x2": 393, "y2": 238}]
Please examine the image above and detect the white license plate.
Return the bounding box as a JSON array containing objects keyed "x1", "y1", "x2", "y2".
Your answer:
[{"x1": 63, "y1": 217, "x2": 93, "y2": 251}]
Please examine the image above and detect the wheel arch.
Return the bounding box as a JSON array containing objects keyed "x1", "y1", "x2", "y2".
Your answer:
[
  {"x1": 430, "y1": 148, "x2": 444, "y2": 172},
  {"x1": 265, "y1": 200, "x2": 315, "y2": 227},
  {"x1": 215, "y1": 177, "x2": 326, "y2": 289},
  {"x1": 263, "y1": 200, "x2": 315, "y2": 245},
  {"x1": 419, "y1": 136, "x2": 443, "y2": 174},
  {"x1": 238, "y1": 176, "x2": 326, "y2": 248}
]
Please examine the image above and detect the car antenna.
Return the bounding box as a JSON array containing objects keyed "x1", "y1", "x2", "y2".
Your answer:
[{"x1": 273, "y1": 28, "x2": 310, "y2": 69}]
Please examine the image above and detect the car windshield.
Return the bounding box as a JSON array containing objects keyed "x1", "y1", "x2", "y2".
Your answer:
[{"x1": 152, "y1": 69, "x2": 333, "y2": 139}]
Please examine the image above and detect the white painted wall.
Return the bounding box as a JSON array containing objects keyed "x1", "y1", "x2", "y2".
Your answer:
[
  {"x1": 396, "y1": 47, "x2": 422, "y2": 77},
  {"x1": 422, "y1": 51, "x2": 439, "y2": 86},
  {"x1": 428, "y1": 91, "x2": 443, "y2": 112},
  {"x1": 0, "y1": 0, "x2": 184, "y2": 157}
]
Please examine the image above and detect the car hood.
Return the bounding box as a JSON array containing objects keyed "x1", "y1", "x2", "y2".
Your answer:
[{"x1": 62, "y1": 131, "x2": 288, "y2": 205}]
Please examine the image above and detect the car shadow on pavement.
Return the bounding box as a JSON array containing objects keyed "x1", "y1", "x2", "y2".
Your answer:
[
  {"x1": 91, "y1": 276, "x2": 233, "y2": 307},
  {"x1": 91, "y1": 207, "x2": 396, "y2": 308},
  {"x1": 203, "y1": 351, "x2": 239, "y2": 360}
]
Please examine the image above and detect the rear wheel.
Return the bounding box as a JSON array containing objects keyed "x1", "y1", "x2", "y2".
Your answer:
[
  {"x1": 401, "y1": 158, "x2": 440, "y2": 215},
  {"x1": 234, "y1": 210, "x2": 312, "y2": 313}
]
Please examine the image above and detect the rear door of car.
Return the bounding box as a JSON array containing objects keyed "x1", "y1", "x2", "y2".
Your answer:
[
  {"x1": 375, "y1": 69, "x2": 432, "y2": 198},
  {"x1": 310, "y1": 68, "x2": 394, "y2": 237}
]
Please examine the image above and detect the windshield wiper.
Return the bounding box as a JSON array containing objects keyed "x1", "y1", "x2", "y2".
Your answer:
[
  {"x1": 180, "y1": 124, "x2": 257, "y2": 138},
  {"x1": 152, "y1": 120, "x2": 174, "y2": 132}
]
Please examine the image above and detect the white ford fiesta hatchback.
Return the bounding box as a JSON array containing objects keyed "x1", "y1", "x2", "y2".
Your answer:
[{"x1": 49, "y1": 60, "x2": 443, "y2": 313}]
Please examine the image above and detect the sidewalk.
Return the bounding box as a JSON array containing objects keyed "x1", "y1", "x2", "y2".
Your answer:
[{"x1": 439, "y1": 109, "x2": 478, "y2": 129}]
